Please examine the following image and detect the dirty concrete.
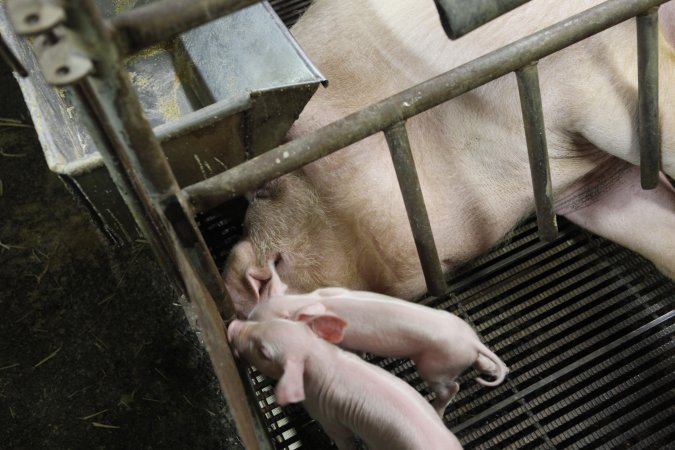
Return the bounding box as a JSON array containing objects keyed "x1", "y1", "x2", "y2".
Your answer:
[{"x1": 0, "y1": 59, "x2": 245, "y2": 449}]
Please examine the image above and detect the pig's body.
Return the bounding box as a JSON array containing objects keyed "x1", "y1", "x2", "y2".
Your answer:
[
  {"x1": 227, "y1": 318, "x2": 463, "y2": 450},
  {"x1": 250, "y1": 287, "x2": 508, "y2": 415},
  {"x1": 225, "y1": 0, "x2": 675, "y2": 317}
]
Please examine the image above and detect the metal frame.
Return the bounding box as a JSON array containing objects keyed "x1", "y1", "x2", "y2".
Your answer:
[{"x1": 2, "y1": 0, "x2": 666, "y2": 447}]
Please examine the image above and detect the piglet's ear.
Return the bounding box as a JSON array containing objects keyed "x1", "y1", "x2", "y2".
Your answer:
[
  {"x1": 303, "y1": 315, "x2": 347, "y2": 344},
  {"x1": 275, "y1": 358, "x2": 305, "y2": 406},
  {"x1": 293, "y1": 303, "x2": 327, "y2": 320}
]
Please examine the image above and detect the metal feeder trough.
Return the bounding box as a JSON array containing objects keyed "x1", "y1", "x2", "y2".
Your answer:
[{"x1": 0, "y1": 0, "x2": 324, "y2": 244}]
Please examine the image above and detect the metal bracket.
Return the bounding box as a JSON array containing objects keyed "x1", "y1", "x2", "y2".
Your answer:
[
  {"x1": 6, "y1": 0, "x2": 65, "y2": 36},
  {"x1": 34, "y1": 26, "x2": 93, "y2": 85}
]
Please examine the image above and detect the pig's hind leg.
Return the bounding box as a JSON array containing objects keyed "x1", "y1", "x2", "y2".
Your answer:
[
  {"x1": 560, "y1": 164, "x2": 675, "y2": 279},
  {"x1": 428, "y1": 380, "x2": 460, "y2": 417}
]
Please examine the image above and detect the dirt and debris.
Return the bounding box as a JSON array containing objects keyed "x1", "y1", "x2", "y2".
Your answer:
[{"x1": 0, "y1": 58, "x2": 244, "y2": 449}]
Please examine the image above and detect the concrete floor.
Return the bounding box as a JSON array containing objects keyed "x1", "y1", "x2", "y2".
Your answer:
[{"x1": 0, "y1": 57, "x2": 245, "y2": 449}]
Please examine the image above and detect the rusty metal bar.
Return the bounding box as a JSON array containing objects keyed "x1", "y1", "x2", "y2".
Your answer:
[
  {"x1": 110, "y1": 0, "x2": 260, "y2": 55},
  {"x1": 55, "y1": 1, "x2": 273, "y2": 448},
  {"x1": 184, "y1": 0, "x2": 670, "y2": 213},
  {"x1": 434, "y1": 0, "x2": 532, "y2": 39},
  {"x1": 515, "y1": 62, "x2": 558, "y2": 242},
  {"x1": 384, "y1": 122, "x2": 447, "y2": 296},
  {"x1": 637, "y1": 7, "x2": 661, "y2": 189},
  {"x1": 0, "y1": 29, "x2": 27, "y2": 76}
]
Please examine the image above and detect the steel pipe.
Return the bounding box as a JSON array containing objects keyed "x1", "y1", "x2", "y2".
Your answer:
[
  {"x1": 384, "y1": 122, "x2": 447, "y2": 296},
  {"x1": 185, "y1": 0, "x2": 670, "y2": 212},
  {"x1": 516, "y1": 62, "x2": 558, "y2": 242},
  {"x1": 637, "y1": 7, "x2": 661, "y2": 189},
  {"x1": 434, "y1": 0, "x2": 532, "y2": 39},
  {"x1": 110, "y1": 0, "x2": 260, "y2": 55}
]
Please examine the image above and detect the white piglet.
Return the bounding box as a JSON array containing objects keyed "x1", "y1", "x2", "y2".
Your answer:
[
  {"x1": 227, "y1": 317, "x2": 463, "y2": 450},
  {"x1": 249, "y1": 270, "x2": 508, "y2": 416}
]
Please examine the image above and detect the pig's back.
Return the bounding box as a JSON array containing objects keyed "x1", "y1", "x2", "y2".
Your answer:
[{"x1": 307, "y1": 349, "x2": 462, "y2": 449}]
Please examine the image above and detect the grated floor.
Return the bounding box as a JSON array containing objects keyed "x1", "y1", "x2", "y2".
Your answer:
[{"x1": 221, "y1": 216, "x2": 675, "y2": 449}]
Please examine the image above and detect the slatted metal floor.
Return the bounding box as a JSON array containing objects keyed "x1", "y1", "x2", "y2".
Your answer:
[{"x1": 202, "y1": 211, "x2": 675, "y2": 449}]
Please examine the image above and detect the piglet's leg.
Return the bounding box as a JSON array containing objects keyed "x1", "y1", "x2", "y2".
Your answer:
[
  {"x1": 563, "y1": 166, "x2": 675, "y2": 279},
  {"x1": 321, "y1": 421, "x2": 359, "y2": 450},
  {"x1": 429, "y1": 380, "x2": 460, "y2": 417}
]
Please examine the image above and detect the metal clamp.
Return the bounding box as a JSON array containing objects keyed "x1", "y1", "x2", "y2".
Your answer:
[
  {"x1": 6, "y1": 0, "x2": 65, "y2": 35},
  {"x1": 34, "y1": 26, "x2": 93, "y2": 85}
]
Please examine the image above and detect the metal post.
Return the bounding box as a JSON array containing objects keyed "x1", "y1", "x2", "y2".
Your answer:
[
  {"x1": 384, "y1": 122, "x2": 447, "y2": 296},
  {"x1": 515, "y1": 62, "x2": 558, "y2": 242},
  {"x1": 183, "y1": 0, "x2": 670, "y2": 212},
  {"x1": 637, "y1": 7, "x2": 661, "y2": 189}
]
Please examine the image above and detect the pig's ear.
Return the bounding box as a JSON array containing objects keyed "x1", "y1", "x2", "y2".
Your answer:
[
  {"x1": 303, "y1": 315, "x2": 347, "y2": 344},
  {"x1": 293, "y1": 303, "x2": 328, "y2": 320},
  {"x1": 275, "y1": 358, "x2": 305, "y2": 406}
]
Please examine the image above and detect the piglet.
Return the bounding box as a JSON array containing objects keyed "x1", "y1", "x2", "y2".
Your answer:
[
  {"x1": 227, "y1": 317, "x2": 463, "y2": 450},
  {"x1": 250, "y1": 270, "x2": 508, "y2": 416}
]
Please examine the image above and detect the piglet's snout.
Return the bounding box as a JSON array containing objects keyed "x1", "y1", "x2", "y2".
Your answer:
[{"x1": 227, "y1": 320, "x2": 246, "y2": 358}]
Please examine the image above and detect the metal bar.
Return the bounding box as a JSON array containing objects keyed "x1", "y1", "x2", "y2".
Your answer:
[
  {"x1": 0, "y1": 29, "x2": 27, "y2": 76},
  {"x1": 384, "y1": 122, "x2": 447, "y2": 296},
  {"x1": 184, "y1": 0, "x2": 670, "y2": 213},
  {"x1": 637, "y1": 7, "x2": 661, "y2": 189},
  {"x1": 515, "y1": 62, "x2": 558, "y2": 242},
  {"x1": 434, "y1": 0, "x2": 532, "y2": 39},
  {"x1": 62, "y1": 1, "x2": 273, "y2": 448},
  {"x1": 110, "y1": 0, "x2": 260, "y2": 56}
]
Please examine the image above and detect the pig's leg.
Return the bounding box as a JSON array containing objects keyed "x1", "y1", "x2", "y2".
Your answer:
[
  {"x1": 429, "y1": 380, "x2": 460, "y2": 417},
  {"x1": 321, "y1": 421, "x2": 359, "y2": 450},
  {"x1": 563, "y1": 166, "x2": 675, "y2": 278}
]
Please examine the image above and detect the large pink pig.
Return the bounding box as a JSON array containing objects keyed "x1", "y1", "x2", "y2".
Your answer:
[
  {"x1": 224, "y1": 0, "x2": 675, "y2": 317},
  {"x1": 227, "y1": 317, "x2": 463, "y2": 449}
]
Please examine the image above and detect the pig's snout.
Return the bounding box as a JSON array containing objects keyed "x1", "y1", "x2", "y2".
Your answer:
[{"x1": 224, "y1": 240, "x2": 283, "y2": 318}]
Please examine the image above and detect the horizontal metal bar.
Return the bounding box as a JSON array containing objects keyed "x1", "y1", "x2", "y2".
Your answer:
[
  {"x1": 637, "y1": 7, "x2": 661, "y2": 189},
  {"x1": 154, "y1": 94, "x2": 252, "y2": 142},
  {"x1": 515, "y1": 62, "x2": 558, "y2": 242},
  {"x1": 110, "y1": 0, "x2": 260, "y2": 55},
  {"x1": 384, "y1": 122, "x2": 447, "y2": 296},
  {"x1": 184, "y1": 0, "x2": 669, "y2": 213},
  {"x1": 434, "y1": 0, "x2": 532, "y2": 39}
]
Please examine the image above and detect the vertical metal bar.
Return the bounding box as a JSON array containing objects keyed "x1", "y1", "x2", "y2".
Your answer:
[
  {"x1": 61, "y1": 1, "x2": 273, "y2": 448},
  {"x1": 516, "y1": 62, "x2": 558, "y2": 242},
  {"x1": 637, "y1": 7, "x2": 661, "y2": 189},
  {"x1": 384, "y1": 122, "x2": 447, "y2": 297}
]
